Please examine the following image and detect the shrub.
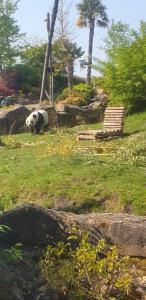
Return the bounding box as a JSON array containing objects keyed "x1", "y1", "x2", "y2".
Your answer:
[
  {"x1": 28, "y1": 86, "x2": 40, "y2": 99},
  {"x1": 95, "y1": 21, "x2": 146, "y2": 113},
  {"x1": 57, "y1": 83, "x2": 95, "y2": 106},
  {"x1": 0, "y1": 83, "x2": 14, "y2": 97},
  {"x1": 41, "y1": 231, "x2": 139, "y2": 300}
]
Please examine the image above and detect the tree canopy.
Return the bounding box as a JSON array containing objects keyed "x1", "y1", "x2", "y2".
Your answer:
[
  {"x1": 95, "y1": 21, "x2": 146, "y2": 112},
  {"x1": 0, "y1": 0, "x2": 24, "y2": 68}
]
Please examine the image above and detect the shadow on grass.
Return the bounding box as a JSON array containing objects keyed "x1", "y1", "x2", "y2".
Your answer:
[
  {"x1": 124, "y1": 129, "x2": 146, "y2": 137},
  {"x1": 63, "y1": 197, "x2": 107, "y2": 214}
]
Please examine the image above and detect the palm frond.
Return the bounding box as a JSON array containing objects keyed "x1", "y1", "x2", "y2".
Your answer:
[
  {"x1": 97, "y1": 19, "x2": 109, "y2": 28},
  {"x1": 76, "y1": 0, "x2": 109, "y2": 27}
]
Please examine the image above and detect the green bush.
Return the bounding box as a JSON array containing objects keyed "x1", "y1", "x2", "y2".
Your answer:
[
  {"x1": 95, "y1": 21, "x2": 146, "y2": 113},
  {"x1": 28, "y1": 86, "x2": 40, "y2": 99},
  {"x1": 57, "y1": 83, "x2": 95, "y2": 106},
  {"x1": 41, "y1": 231, "x2": 139, "y2": 300}
]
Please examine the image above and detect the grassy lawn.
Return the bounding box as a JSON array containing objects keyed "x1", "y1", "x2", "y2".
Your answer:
[{"x1": 0, "y1": 111, "x2": 146, "y2": 215}]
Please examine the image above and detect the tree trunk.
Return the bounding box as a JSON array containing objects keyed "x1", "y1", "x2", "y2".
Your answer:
[
  {"x1": 40, "y1": 0, "x2": 60, "y2": 102},
  {"x1": 87, "y1": 18, "x2": 95, "y2": 85},
  {"x1": 67, "y1": 60, "x2": 74, "y2": 90}
]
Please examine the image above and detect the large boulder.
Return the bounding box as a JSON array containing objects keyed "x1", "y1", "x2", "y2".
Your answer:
[
  {"x1": 56, "y1": 104, "x2": 82, "y2": 127},
  {"x1": 0, "y1": 205, "x2": 145, "y2": 258},
  {"x1": 81, "y1": 101, "x2": 105, "y2": 123},
  {"x1": 0, "y1": 205, "x2": 145, "y2": 300},
  {"x1": 56, "y1": 101, "x2": 105, "y2": 127},
  {"x1": 37, "y1": 104, "x2": 58, "y2": 128},
  {"x1": 0, "y1": 105, "x2": 30, "y2": 135}
]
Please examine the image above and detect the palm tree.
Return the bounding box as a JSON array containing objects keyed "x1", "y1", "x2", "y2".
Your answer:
[
  {"x1": 53, "y1": 38, "x2": 84, "y2": 89},
  {"x1": 76, "y1": 0, "x2": 108, "y2": 84}
]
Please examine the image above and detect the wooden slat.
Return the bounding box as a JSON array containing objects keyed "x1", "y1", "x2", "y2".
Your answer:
[
  {"x1": 105, "y1": 110, "x2": 124, "y2": 113},
  {"x1": 105, "y1": 107, "x2": 124, "y2": 109},
  {"x1": 104, "y1": 123, "x2": 124, "y2": 126},
  {"x1": 78, "y1": 130, "x2": 99, "y2": 135},
  {"x1": 105, "y1": 107, "x2": 125, "y2": 111},
  {"x1": 105, "y1": 108, "x2": 124, "y2": 112},
  {"x1": 104, "y1": 119, "x2": 124, "y2": 122},
  {"x1": 104, "y1": 125, "x2": 123, "y2": 128},
  {"x1": 104, "y1": 115, "x2": 124, "y2": 119},
  {"x1": 104, "y1": 122, "x2": 123, "y2": 126},
  {"x1": 104, "y1": 124, "x2": 123, "y2": 128},
  {"x1": 105, "y1": 113, "x2": 124, "y2": 116}
]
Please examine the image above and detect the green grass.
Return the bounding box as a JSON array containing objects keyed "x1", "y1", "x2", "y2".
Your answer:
[{"x1": 0, "y1": 111, "x2": 146, "y2": 215}]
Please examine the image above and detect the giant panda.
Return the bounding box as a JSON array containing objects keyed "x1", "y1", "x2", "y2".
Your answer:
[{"x1": 26, "y1": 110, "x2": 49, "y2": 134}]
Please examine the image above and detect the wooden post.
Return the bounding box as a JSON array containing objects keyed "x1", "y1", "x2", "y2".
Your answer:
[{"x1": 40, "y1": 0, "x2": 60, "y2": 103}]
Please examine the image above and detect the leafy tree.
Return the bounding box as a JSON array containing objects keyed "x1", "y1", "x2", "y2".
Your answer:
[
  {"x1": 17, "y1": 43, "x2": 68, "y2": 97},
  {"x1": 0, "y1": 0, "x2": 24, "y2": 68},
  {"x1": 20, "y1": 44, "x2": 46, "y2": 71},
  {"x1": 18, "y1": 44, "x2": 46, "y2": 93},
  {"x1": 95, "y1": 21, "x2": 146, "y2": 112},
  {"x1": 53, "y1": 38, "x2": 84, "y2": 89},
  {"x1": 76, "y1": 0, "x2": 108, "y2": 84}
]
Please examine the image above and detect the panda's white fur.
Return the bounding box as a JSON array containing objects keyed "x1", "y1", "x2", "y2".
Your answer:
[{"x1": 26, "y1": 109, "x2": 49, "y2": 134}]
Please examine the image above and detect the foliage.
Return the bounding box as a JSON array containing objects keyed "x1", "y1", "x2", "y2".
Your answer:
[
  {"x1": 0, "y1": 82, "x2": 14, "y2": 96},
  {"x1": 76, "y1": 0, "x2": 108, "y2": 28},
  {"x1": 17, "y1": 38, "x2": 84, "y2": 97},
  {"x1": 28, "y1": 86, "x2": 40, "y2": 99},
  {"x1": 110, "y1": 133, "x2": 146, "y2": 167},
  {"x1": 95, "y1": 21, "x2": 146, "y2": 112},
  {"x1": 0, "y1": 0, "x2": 24, "y2": 68},
  {"x1": 53, "y1": 38, "x2": 84, "y2": 71},
  {"x1": 18, "y1": 43, "x2": 75, "y2": 97},
  {"x1": 53, "y1": 38, "x2": 84, "y2": 88},
  {"x1": 57, "y1": 83, "x2": 95, "y2": 106},
  {"x1": 41, "y1": 232, "x2": 139, "y2": 300}
]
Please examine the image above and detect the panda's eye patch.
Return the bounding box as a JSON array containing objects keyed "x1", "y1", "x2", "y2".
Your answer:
[{"x1": 33, "y1": 114, "x2": 37, "y2": 119}]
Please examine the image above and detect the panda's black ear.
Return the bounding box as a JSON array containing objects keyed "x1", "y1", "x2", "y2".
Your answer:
[{"x1": 33, "y1": 114, "x2": 37, "y2": 119}]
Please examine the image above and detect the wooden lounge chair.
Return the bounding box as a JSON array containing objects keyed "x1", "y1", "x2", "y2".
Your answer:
[{"x1": 77, "y1": 107, "x2": 125, "y2": 141}]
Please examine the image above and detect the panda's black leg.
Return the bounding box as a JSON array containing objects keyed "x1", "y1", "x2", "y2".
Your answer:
[
  {"x1": 35, "y1": 123, "x2": 42, "y2": 134},
  {"x1": 35, "y1": 113, "x2": 44, "y2": 134}
]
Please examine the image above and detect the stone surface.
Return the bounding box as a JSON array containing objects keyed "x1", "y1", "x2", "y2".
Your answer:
[
  {"x1": 0, "y1": 205, "x2": 145, "y2": 258},
  {"x1": 0, "y1": 205, "x2": 145, "y2": 299},
  {"x1": 0, "y1": 105, "x2": 30, "y2": 135},
  {"x1": 0, "y1": 104, "x2": 58, "y2": 135},
  {"x1": 36, "y1": 104, "x2": 58, "y2": 128},
  {"x1": 56, "y1": 101, "x2": 105, "y2": 127}
]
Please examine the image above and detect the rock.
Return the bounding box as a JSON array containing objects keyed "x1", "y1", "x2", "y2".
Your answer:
[
  {"x1": 57, "y1": 111, "x2": 71, "y2": 127},
  {"x1": 0, "y1": 105, "x2": 30, "y2": 135},
  {"x1": 0, "y1": 205, "x2": 145, "y2": 299},
  {"x1": 0, "y1": 205, "x2": 145, "y2": 258},
  {"x1": 136, "y1": 276, "x2": 146, "y2": 299},
  {"x1": 56, "y1": 102, "x2": 105, "y2": 127},
  {"x1": 56, "y1": 104, "x2": 82, "y2": 127},
  {"x1": 29, "y1": 104, "x2": 58, "y2": 128},
  {"x1": 37, "y1": 104, "x2": 58, "y2": 128},
  {"x1": 81, "y1": 101, "x2": 105, "y2": 123}
]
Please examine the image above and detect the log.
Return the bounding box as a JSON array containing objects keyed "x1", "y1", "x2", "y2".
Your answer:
[{"x1": 0, "y1": 205, "x2": 146, "y2": 258}]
